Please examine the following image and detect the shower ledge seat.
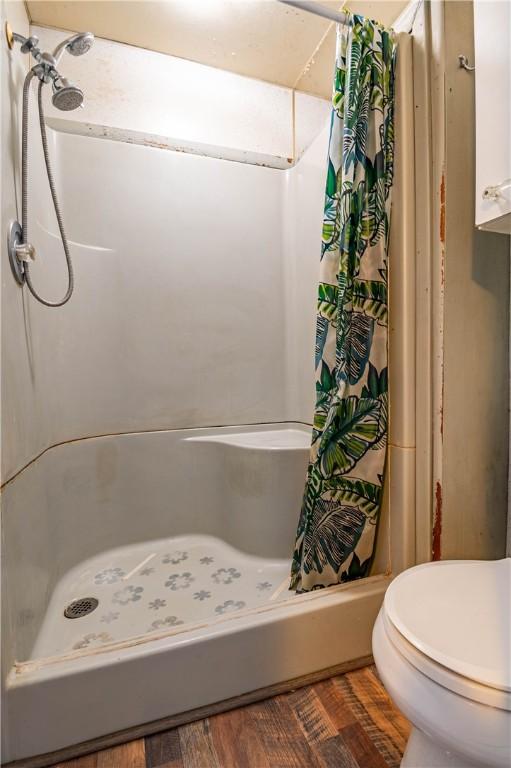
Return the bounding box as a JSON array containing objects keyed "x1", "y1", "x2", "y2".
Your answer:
[{"x1": 185, "y1": 427, "x2": 312, "y2": 450}]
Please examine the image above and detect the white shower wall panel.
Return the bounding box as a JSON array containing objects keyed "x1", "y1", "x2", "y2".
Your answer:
[
  {"x1": 0, "y1": 0, "x2": 37, "y2": 484},
  {"x1": 3, "y1": 113, "x2": 328, "y2": 479},
  {"x1": 283, "y1": 122, "x2": 329, "y2": 424},
  {"x1": 18, "y1": 131, "x2": 289, "y2": 458}
]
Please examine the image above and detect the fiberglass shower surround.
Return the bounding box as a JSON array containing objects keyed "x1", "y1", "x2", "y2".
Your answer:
[
  {"x1": 7, "y1": 28, "x2": 94, "y2": 306},
  {"x1": 1, "y1": 8, "x2": 414, "y2": 761}
]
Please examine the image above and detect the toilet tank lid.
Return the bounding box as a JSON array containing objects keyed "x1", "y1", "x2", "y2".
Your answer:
[{"x1": 384, "y1": 558, "x2": 511, "y2": 692}]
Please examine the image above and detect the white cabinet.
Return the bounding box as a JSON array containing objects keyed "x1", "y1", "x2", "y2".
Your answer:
[{"x1": 474, "y1": 0, "x2": 511, "y2": 234}]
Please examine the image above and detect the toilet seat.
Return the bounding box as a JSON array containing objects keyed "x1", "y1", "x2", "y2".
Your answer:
[
  {"x1": 382, "y1": 609, "x2": 511, "y2": 710},
  {"x1": 383, "y1": 558, "x2": 511, "y2": 710}
]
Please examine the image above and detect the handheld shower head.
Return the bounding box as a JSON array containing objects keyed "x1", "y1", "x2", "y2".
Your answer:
[
  {"x1": 52, "y1": 32, "x2": 94, "y2": 63},
  {"x1": 52, "y1": 79, "x2": 84, "y2": 111}
]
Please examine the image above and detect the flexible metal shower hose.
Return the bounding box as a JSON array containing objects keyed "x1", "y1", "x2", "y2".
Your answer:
[{"x1": 21, "y1": 70, "x2": 74, "y2": 306}]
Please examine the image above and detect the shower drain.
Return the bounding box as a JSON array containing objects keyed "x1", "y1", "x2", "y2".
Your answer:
[{"x1": 64, "y1": 597, "x2": 99, "y2": 619}]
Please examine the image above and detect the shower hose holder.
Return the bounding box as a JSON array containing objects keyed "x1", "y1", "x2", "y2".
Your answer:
[
  {"x1": 8, "y1": 220, "x2": 36, "y2": 285},
  {"x1": 7, "y1": 221, "x2": 28, "y2": 285},
  {"x1": 5, "y1": 26, "x2": 93, "y2": 304}
]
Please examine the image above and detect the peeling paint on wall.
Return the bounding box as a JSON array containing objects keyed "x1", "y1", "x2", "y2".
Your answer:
[
  {"x1": 432, "y1": 481, "x2": 443, "y2": 560},
  {"x1": 439, "y1": 174, "x2": 445, "y2": 441},
  {"x1": 439, "y1": 173, "x2": 446, "y2": 245}
]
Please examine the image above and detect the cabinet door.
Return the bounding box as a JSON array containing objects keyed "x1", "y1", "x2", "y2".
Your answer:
[{"x1": 474, "y1": 0, "x2": 511, "y2": 234}]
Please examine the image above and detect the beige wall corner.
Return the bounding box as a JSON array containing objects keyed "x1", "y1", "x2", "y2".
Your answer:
[
  {"x1": 411, "y1": 0, "x2": 509, "y2": 563},
  {"x1": 441, "y1": 0, "x2": 509, "y2": 560}
]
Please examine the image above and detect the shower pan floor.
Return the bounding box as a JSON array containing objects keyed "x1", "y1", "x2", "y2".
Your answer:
[{"x1": 30, "y1": 535, "x2": 292, "y2": 661}]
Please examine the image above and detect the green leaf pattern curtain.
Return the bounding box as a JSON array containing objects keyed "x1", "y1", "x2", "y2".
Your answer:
[{"x1": 290, "y1": 15, "x2": 397, "y2": 592}]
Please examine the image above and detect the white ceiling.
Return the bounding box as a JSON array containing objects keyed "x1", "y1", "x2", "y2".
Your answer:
[{"x1": 26, "y1": 0, "x2": 409, "y2": 98}]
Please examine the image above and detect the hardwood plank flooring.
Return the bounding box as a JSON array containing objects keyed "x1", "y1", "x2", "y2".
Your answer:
[
  {"x1": 53, "y1": 665, "x2": 410, "y2": 768},
  {"x1": 53, "y1": 741, "x2": 146, "y2": 768}
]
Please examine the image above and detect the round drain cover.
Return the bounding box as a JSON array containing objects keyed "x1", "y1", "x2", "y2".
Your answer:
[{"x1": 64, "y1": 597, "x2": 99, "y2": 619}]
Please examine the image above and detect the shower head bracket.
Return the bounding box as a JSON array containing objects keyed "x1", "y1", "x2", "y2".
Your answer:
[
  {"x1": 5, "y1": 21, "x2": 14, "y2": 49},
  {"x1": 8, "y1": 220, "x2": 26, "y2": 285}
]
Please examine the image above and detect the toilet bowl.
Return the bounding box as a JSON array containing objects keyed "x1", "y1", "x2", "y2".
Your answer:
[{"x1": 372, "y1": 558, "x2": 511, "y2": 768}]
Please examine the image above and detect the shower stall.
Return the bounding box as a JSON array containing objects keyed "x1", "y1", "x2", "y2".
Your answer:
[{"x1": 1, "y1": 17, "x2": 416, "y2": 767}]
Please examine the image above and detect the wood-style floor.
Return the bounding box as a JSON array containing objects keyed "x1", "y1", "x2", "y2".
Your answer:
[{"x1": 52, "y1": 665, "x2": 410, "y2": 768}]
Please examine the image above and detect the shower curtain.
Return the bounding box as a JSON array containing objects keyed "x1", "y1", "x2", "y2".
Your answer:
[{"x1": 291, "y1": 15, "x2": 396, "y2": 592}]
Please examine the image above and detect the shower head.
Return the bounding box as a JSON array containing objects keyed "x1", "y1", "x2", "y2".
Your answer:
[
  {"x1": 52, "y1": 32, "x2": 94, "y2": 63},
  {"x1": 67, "y1": 32, "x2": 94, "y2": 56},
  {"x1": 52, "y1": 79, "x2": 84, "y2": 111},
  {"x1": 48, "y1": 32, "x2": 92, "y2": 109}
]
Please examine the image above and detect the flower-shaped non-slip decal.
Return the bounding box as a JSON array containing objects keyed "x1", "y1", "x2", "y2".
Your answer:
[
  {"x1": 215, "y1": 600, "x2": 246, "y2": 615},
  {"x1": 257, "y1": 582, "x2": 273, "y2": 591},
  {"x1": 148, "y1": 598, "x2": 167, "y2": 610},
  {"x1": 73, "y1": 632, "x2": 113, "y2": 650},
  {"x1": 193, "y1": 590, "x2": 211, "y2": 601},
  {"x1": 200, "y1": 556, "x2": 214, "y2": 565},
  {"x1": 140, "y1": 567, "x2": 155, "y2": 576},
  {"x1": 165, "y1": 572, "x2": 195, "y2": 590},
  {"x1": 94, "y1": 567, "x2": 125, "y2": 585},
  {"x1": 149, "y1": 615, "x2": 183, "y2": 631},
  {"x1": 112, "y1": 585, "x2": 144, "y2": 605},
  {"x1": 162, "y1": 551, "x2": 188, "y2": 565},
  {"x1": 100, "y1": 611, "x2": 120, "y2": 624},
  {"x1": 211, "y1": 567, "x2": 241, "y2": 585}
]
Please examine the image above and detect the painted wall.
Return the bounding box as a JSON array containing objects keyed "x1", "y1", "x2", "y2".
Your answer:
[{"x1": 441, "y1": 1, "x2": 509, "y2": 560}]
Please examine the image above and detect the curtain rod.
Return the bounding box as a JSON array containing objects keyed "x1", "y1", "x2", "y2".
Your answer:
[{"x1": 277, "y1": 0, "x2": 352, "y2": 27}]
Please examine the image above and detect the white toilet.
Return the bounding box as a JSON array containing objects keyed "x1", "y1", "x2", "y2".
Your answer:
[{"x1": 373, "y1": 558, "x2": 510, "y2": 768}]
